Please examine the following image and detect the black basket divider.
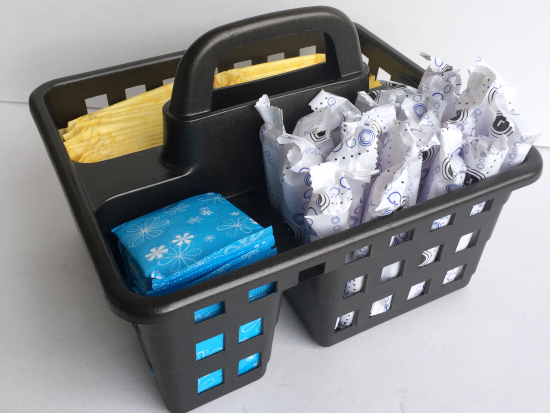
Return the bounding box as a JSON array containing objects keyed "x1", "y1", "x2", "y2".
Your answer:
[{"x1": 29, "y1": 6, "x2": 543, "y2": 413}]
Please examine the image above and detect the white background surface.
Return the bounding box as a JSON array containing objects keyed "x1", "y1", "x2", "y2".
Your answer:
[
  {"x1": 2, "y1": 0, "x2": 549, "y2": 146},
  {"x1": 1, "y1": 1, "x2": 549, "y2": 412}
]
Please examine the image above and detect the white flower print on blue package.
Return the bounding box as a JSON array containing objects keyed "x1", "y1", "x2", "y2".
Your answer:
[{"x1": 112, "y1": 193, "x2": 275, "y2": 296}]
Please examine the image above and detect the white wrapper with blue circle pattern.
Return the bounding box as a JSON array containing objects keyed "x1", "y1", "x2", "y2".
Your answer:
[
  {"x1": 419, "y1": 126, "x2": 465, "y2": 203},
  {"x1": 255, "y1": 95, "x2": 285, "y2": 214},
  {"x1": 417, "y1": 53, "x2": 462, "y2": 123}
]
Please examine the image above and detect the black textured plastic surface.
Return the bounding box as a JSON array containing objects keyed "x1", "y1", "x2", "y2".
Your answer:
[{"x1": 29, "y1": 7, "x2": 543, "y2": 413}]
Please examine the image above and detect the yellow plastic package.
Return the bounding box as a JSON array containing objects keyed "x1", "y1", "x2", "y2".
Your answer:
[{"x1": 62, "y1": 54, "x2": 382, "y2": 163}]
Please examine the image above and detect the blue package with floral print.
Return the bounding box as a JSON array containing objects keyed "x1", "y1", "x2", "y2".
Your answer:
[{"x1": 112, "y1": 193, "x2": 276, "y2": 296}]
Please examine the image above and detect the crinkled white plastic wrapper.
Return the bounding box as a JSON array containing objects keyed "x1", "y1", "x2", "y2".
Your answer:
[
  {"x1": 356, "y1": 81, "x2": 417, "y2": 119},
  {"x1": 488, "y1": 92, "x2": 541, "y2": 173},
  {"x1": 447, "y1": 57, "x2": 501, "y2": 139},
  {"x1": 384, "y1": 118, "x2": 441, "y2": 199},
  {"x1": 304, "y1": 163, "x2": 374, "y2": 243},
  {"x1": 304, "y1": 112, "x2": 379, "y2": 243},
  {"x1": 295, "y1": 90, "x2": 360, "y2": 149},
  {"x1": 418, "y1": 53, "x2": 462, "y2": 123},
  {"x1": 292, "y1": 109, "x2": 335, "y2": 159},
  {"x1": 448, "y1": 58, "x2": 540, "y2": 172},
  {"x1": 419, "y1": 126, "x2": 465, "y2": 202},
  {"x1": 277, "y1": 133, "x2": 324, "y2": 242},
  {"x1": 387, "y1": 93, "x2": 445, "y2": 199},
  {"x1": 463, "y1": 134, "x2": 508, "y2": 186},
  {"x1": 255, "y1": 95, "x2": 285, "y2": 214},
  {"x1": 309, "y1": 90, "x2": 360, "y2": 133},
  {"x1": 401, "y1": 93, "x2": 447, "y2": 126}
]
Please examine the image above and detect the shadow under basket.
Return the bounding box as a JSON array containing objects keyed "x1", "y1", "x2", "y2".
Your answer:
[{"x1": 29, "y1": 6, "x2": 543, "y2": 413}]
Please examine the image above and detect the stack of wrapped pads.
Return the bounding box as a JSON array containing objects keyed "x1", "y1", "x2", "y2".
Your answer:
[
  {"x1": 255, "y1": 54, "x2": 540, "y2": 329},
  {"x1": 112, "y1": 193, "x2": 276, "y2": 297}
]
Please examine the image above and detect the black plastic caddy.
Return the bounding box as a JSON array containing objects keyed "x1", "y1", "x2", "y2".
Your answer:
[{"x1": 30, "y1": 6, "x2": 543, "y2": 413}]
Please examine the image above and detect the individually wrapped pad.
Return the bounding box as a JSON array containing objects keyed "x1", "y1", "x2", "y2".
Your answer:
[
  {"x1": 255, "y1": 95, "x2": 285, "y2": 213},
  {"x1": 277, "y1": 133, "x2": 324, "y2": 242},
  {"x1": 419, "y1": 126, "x2": 465, "y2": 202},
  {"x1": 401, "y1": 93, "x2": 447, "y2": 125},
  {"x1": 293, "y1": 90, "x2": 359, "y2": 152},
  {"x1": 417, "y1": 53, "x2": 462, "y2": 122},
  {"x1": 448, "y1": 57, "x2": 499, "y2": 138},
  {"x1": 356, "y1": 81, "x2": 417, "y2": 117},
  {"x1": 308, "y1": 90, "x2": 361, "y2": 134},
  {"x1": 462, "y1": 134, "x2": 507, "y2": 186},
  {"x1": 488, "y1": 93, "x2": 541, "y2": 173},
  {"x1": 304, "y1": 163, "x2": 376, "y2": 242}
]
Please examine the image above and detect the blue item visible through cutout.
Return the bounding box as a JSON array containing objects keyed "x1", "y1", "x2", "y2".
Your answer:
[
  {"x1": 249, "y1": 282, "x2": 276, "y2": 302},
  {"x1": 194, "y1": 302, "x2": 224, "y2": 323},
  {"x1": 198, "y1": 369, "x2": 223, "y2": 394},
  {"x1": 239, "y1": 318, "x2": 262, "y2": 343},
  {"x1": 196, "y1": 334, "x2": 224, "y2": 361},
  {"x1": 238, "y1": 353, "x2": 260, "y2": 376}
]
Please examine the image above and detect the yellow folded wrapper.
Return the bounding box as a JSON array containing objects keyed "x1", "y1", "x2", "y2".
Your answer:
[{"x1": 62, "y1": 53, "x2": 382, "y2": 163}]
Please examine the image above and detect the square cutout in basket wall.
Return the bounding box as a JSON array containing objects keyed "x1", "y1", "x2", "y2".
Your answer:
[
  {"x1": 234, "y1": 60, "x2": 252, "y2": 69},
  {"x1": 456, "y1": 230, "x2": 480, "y2": 252},
  {"x1": 470, "y1": 199, "x2": 493, "y2": 216},
  {"x1": 85, "y1": 94, "x2": 109, "y2": 113},
  {"x1": 249, "y1": 282, "x2": 276, "y2": 303},
  {"x1": 239, "y1": 318, "x2": 262, "y2": 343},
  {"x1": 238, "y1": 353, "x2": 260, "y2": 376},
  {"x1": 163, "y1": 78, "x2": 175, "y2": 85},
  {"x1": 343, "y1": 275, "x2": 366, "y2": 299},
  {"x1": 125, "y1": 84, "x2": 146, "y2": 99},
  {"x1": 419, "y1": 245, "x2": 442, "y2": 268},
  {"x1": 196, "y1": 334, "x2": 224, "y2": 361},
  {"x1": 380, "y1": 260, "x2": 404, "y2": 283},
  {"x1": 267, "y1": 52, "x2": 285, "y2": 62},
  {"x1": 345, "y1": 245, "x2": 371, "y2": 264},
  {"x1": 298, "y1": 263, "x2": 325, "y2": 282},
  {"x1": 389, "y1": 230, "x2": 414, "y2": 247},
  {"x1": 194, "y1": 302, "x2": 225, "y2": 324},
  {"x1": 407, "y1": 281, "x2": 428, "y2": 300},
  {"x1": 299, "y1": 45, "x2": 316, "y2": 56},
  {"x1": 198, "y1": 369, "x2": 223, "y2": 394},
  {"x1": 443, "y1": 265, "x2": 465, "y2": 285},
  {"x1": 431, "y1": 214, "x2": 454, "y2": 231},
  {"x1": 335, "y1": 311, "x2": 355, "y2": 331},
  {"x1": 371, "y1": 295, "x2": 393, "y2": 316}
]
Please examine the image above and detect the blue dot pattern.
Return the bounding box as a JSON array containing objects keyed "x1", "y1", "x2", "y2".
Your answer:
[
  {"x1": 248, "y1": 282, "x2": 276, "y2": 302},
  {"x1": 197, "y1": 369, "x2": 223, "y2": 394},
  {"x1": 196, "y1": 334, "x2": 224, "y2": 361},
  {"x1": 238, "y1": 318, "x2": 262, "y2": 343},
  {"x1": 238, "y1": 353, "x2": 260, "y2": 376}
]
